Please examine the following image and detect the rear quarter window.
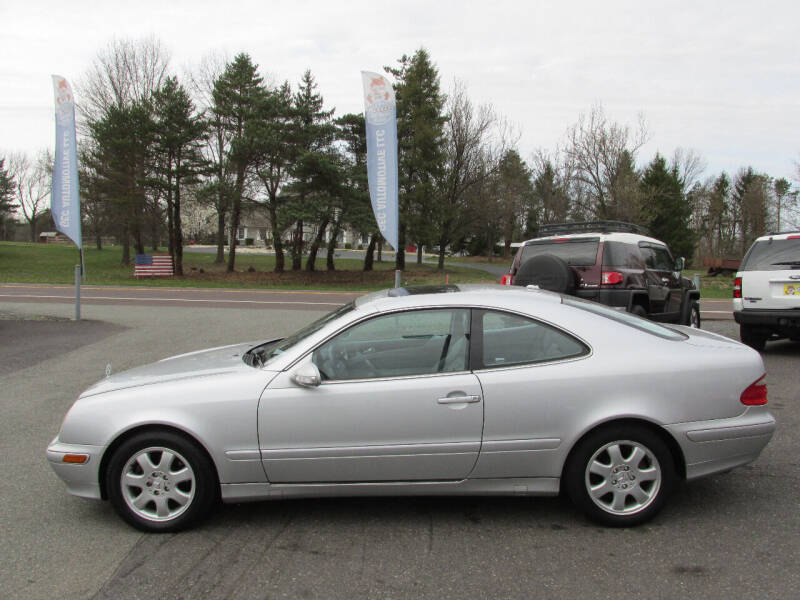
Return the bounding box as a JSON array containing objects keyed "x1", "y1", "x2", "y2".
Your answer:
[
  {"x1": 741, "y1": 238, "x2": 800, "y2": 271},
  {"x1": 602, "y1": 242, "x2": 644, "y2": 268}
]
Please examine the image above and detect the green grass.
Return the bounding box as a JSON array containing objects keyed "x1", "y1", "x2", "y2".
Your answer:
[
  {"x1": 684, "y1": 269, "x2": 734, "y2": 299},
  {"x1": 0, "y1": 242, "x2": 497, "y2": 290}
]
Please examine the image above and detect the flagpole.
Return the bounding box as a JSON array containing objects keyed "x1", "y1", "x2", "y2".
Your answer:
[{"x1": 80, "y1": 247, "x2": 86, "y2": 283}]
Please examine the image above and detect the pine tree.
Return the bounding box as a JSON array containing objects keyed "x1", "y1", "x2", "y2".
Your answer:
[
  {"x1": 152, "y1": 76, "x2": 207, "y2": 275},
  {"x1": 252, "y1": 81, "x2": 294, "y2": 272},
  {"x1": 0, "y1": 158, "x2": 17, "y2": 229},
  {"x1": 284, "y1": 70, "x2": 336, "y2": 271},
  {"x1": 88, "y1": 100, "x2": 155, "y2": 264},
  {"x1": 212, "y1": 53, "x2": 266, "y2": 272},
  {"x1": 385, "y1": 48, "x2": 447, "y2": 268},
  {"x1": 640, "y1": 154, "x2": 694, "y2": 259}
]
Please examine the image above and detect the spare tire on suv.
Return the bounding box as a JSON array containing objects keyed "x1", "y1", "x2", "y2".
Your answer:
[{"x1": 514, "y1": 254, "x2": 575, "y2": 294}]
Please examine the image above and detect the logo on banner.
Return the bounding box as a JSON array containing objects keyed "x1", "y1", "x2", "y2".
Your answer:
[
  {"x1": 365, "y1": 77, "x2": 393, "y2": 126},
  {"x1": 54, "y1": 78, "x2": 73, "y2": 122}
]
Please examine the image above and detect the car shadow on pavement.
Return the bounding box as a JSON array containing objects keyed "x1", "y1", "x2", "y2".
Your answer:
[{"x1": 0, "y1": 317, "x2": 128, "y2": 377}]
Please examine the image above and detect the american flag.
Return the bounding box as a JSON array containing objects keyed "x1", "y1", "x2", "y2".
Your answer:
[{"x1": 134, "y1": 254, "x2": 174, "y2": 277}]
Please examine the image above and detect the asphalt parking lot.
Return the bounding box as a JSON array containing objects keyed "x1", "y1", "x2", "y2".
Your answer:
[{"x1": 1, "y1": 302, "x2": 797, "y2": 600}]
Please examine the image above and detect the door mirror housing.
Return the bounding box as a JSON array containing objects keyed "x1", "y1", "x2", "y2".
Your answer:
[
  {"x1": 291, "y1": 362, "x2": 322, "y2": 388},
  {"x1": 674, "y1": 257, "x2": 685, "y2": 271}
]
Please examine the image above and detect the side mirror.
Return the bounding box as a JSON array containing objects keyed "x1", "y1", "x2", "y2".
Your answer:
[
  {"x1": 675, "y1": 257, "x2": 685, "y2": 271},
  {"x1": 291, "y1": 362, "x2": 321, "y2": 388}
]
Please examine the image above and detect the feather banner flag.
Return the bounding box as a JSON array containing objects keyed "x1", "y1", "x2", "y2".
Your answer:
[{"x1": 361, "y1": 71, "x2": 399, "y2": 252}]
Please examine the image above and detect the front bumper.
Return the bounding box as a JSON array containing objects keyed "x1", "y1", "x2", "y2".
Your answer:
[
  {"x1": 667, "y1": 407, "x2": 776, "y2": 480},
  {"x1": 46, "y1": 437, "x2": 105, "y2": 500}
]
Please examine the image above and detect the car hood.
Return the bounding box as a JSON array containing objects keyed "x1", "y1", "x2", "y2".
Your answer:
[{"x1": 79, "y1": 341, "x2": 263, "y2": 398}]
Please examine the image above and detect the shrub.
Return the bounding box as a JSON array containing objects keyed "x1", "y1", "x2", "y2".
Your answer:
[{"x1": 245, "y1": 238, "x2": 254, "y2": 246}]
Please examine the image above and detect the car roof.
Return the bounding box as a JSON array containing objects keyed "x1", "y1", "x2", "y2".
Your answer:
[
  {"x1": 753, "y1": 231, "x2": 800, "y2": 242},
  {"x1": 356, "y1": 284, "x2": 563, "y2": 312},
  {"x1": 520, "y1": 231, "x2": 666, "y2": 246}
]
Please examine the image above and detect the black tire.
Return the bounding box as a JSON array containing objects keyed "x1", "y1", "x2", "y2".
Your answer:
[
  {"x1": 630, "y1": 304, "x2": 648, "y2": 318},
  {"x1": 564, "y1": 425, "x2": 676, "y2": 527},
  {"x1": 106, "y1": 430, "x2": 218, "y2": 532},
  {"x1": 740, "y1": 324, "x2": 766, "y2": 352},
  {"x1": 688, "y1": 302, "x2": 701, "y2": 328},
  {"x1": 514, "y1": 254, "x2": 575, "y2": 294}
]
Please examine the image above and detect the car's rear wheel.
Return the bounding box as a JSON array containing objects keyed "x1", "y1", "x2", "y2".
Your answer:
[
  {"x1": 740, "y1": 324, "x2": 766, "y2": 351},
  {"x1": 106, "y1": 431, "x2": 218, "y2": 532},
  {"x1": 565, "y1": 425, "x2": 675, "y2": 526}
]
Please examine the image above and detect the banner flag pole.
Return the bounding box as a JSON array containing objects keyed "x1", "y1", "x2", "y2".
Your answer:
[
  {"x1": 51, "y1": 75, "x2": 84, "y2": 318},
  {"x1": 361, "y1": 71, "x2": 400, "y2": 287}
]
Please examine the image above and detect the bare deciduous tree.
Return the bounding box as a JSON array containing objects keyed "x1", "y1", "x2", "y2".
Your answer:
[
  {"x1": 8, "y1": 150, "x2": 52, "y2": 241},
  {"x1": 79, "y1": 36, "x2": 171, "y2": 121},
  {"x1": 563, "y1": 104, "x2": 649, "y2": 219},
  {"x1": 434, "y1": 80, "x2": 507, "y2": 268}
]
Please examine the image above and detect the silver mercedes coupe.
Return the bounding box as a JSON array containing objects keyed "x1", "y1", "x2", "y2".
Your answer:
[{"x1": 47, "y1": 285, "x2": 775, "y2": 531}]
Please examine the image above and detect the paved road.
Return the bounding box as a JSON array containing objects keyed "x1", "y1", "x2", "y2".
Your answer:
[
  {"x1": 0, "y1": 283, "x2": 360, "y2": 312},
  {"x1": 0, "y1": 283, "x2": 735, "y2": 319},
  {"x1": 1, "y1": 302, "x2": 797, "y2": 599}
]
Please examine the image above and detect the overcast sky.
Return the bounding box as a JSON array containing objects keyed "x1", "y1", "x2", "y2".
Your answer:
[{"x1": 2, "y1": 0, "x2": 798, "y2": 182}]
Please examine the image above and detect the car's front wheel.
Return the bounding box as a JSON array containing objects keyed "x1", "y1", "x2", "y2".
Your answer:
[
  {"x1": 106, "y1": 431, "x2": 218, "y2": 532},
  {"x1": 564, "y1": 425, "x2": 676, "y2": 526}
]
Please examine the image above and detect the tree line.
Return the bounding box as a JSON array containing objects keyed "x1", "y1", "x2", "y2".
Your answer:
[{"x1": 2, "y1": 37, "x2": 798, "y2": 269}]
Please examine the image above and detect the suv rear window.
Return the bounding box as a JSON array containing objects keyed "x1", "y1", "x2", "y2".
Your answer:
[
  {"x1": 520, "y1": 238, "x2": 599, "y2": 267},
  {"x1": 740, "y1": 238, "x2": 800, "y2": 271}
]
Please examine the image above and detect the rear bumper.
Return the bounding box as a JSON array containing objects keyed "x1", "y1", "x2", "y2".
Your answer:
[
  {"x1": 734, "y1": 309, "x2": 800, "y2": 327},
  {"x1": 666, "y1": 407, "x2": 776, "y2": 480},
  {"x1": 46, "y1": 437, "x2": 104, "y2": 500}
]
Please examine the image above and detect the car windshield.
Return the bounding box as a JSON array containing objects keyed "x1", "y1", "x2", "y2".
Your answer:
[
  {"x1": 741, "y1": 238, "x2": 800, "y2": 271},
  {"x1": 244, "y1": 302, "x2": 356, "y2": 367},
  {"x1": 562, "y1": 297, "x2": 687, "y2": 340},
  {"x1": 520, "y1": 238, "x2": 599, "y2": 267}
]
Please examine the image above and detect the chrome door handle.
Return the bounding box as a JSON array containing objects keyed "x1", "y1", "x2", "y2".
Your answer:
[{"x1": 437, "y1": 395, "x2": 481, "y2": 404}]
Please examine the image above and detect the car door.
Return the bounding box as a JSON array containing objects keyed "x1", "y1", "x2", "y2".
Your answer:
[
  {"x1": 257, "y1": 307, "x2": 483, "y2": 483},
  {"x1": 640, "y1": 243, "x2": 681, "y2": 316},
  {"x1": 468, "y1": 309, "x2": 591, "y2": 479}
]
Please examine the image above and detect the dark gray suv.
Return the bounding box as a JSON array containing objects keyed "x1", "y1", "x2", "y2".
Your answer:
[{"x1": 502, "y1": 221, "x2": 701, "y2": 327}]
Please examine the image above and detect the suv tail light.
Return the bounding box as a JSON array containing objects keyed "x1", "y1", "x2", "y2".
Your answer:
[
  {"x1": 741, "y1": 375, "x2": 767, "y2": 405},
  {"x1": 500, "y1": 274, "x2": 513, "y2": 286},
  {"x1": 733, "y1": 277, "x2": 742, "y2": 299},
  {"x1": 601, "y1": 271, "x2": 623, "y2": 285}
]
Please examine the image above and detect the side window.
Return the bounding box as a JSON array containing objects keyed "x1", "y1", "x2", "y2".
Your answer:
[
  {"x1": 479, "y1": 310, "x2": 588, "y2": 368},
  {"x1": 312, "y1": 308, "x2": 470, "y2": 381},
  {"x1": 640, "y1": 245, "x2": 673, "y2": 270}
]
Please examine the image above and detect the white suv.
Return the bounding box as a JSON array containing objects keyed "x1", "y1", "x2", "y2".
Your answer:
[{"x1": 733, "y1": 231, "x2": 800, "y2": 350}]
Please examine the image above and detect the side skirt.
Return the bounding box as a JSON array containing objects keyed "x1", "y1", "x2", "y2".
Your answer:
[{"x1": 220, "y1": 477, "x2": 560, "y2": 503}]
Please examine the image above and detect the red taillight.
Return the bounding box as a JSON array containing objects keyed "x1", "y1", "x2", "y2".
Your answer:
[
  {"x1": 601, "y1": 271, "x2": 623, "y2": 285},
  {"x1": 500, "y1": 274, "x2": 513, "y2": 286},
  {"x1": 552, "y1": 237, "x2": 569, "y2": 242},
  {"x1": 741, "y1": 375, "x2": 768, "y2": 405},
  {"x1": 787, "y1": 235, "x2": 800, "y2": 240},
  {"x1": 733, "y1": 277, "x2": 742, "y2": 299}
]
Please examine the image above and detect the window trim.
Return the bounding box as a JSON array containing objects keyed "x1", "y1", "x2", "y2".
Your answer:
[{"x1": 470, "y1": 308, "x2": 591, "y2": 372}]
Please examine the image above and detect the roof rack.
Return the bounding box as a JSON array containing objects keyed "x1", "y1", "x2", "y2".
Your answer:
[{"x1": 536, "y1": 220, "x2": 651, "y2": 237}]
